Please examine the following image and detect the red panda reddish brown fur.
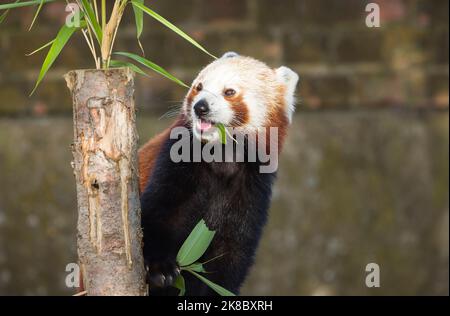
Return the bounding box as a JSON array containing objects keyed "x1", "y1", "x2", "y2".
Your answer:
[
  {"x1": 138, "y1": 118, "x2": 186, "y2": 192},
  {"x1": 228, "y1": 94, "x2": 250, "y2": 126},
  {"x1": 138, "y1": 129, "x2": 169, "y2": 193},
  {"x1": 266, "y1": 85, "x2": 289, "y2": 153}
]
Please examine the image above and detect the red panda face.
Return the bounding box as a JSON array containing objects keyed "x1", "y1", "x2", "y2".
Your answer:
[{"x1": 183, "y1": 53, "x2": 299, "y2": 145}]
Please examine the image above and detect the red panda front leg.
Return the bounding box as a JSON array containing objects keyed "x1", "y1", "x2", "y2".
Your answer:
[{"x1": 140, "y1": 135, "x2": 200, "y2": 295}]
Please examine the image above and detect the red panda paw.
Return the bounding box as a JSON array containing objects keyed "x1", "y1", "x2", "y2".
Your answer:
[{"x1": 146, "y1": 260, "x2": 181, "y2": 289}]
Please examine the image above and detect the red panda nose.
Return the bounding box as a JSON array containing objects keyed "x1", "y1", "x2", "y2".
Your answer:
[{"x1": 193, "y1": 99, "x2": 210, "y2": 118}]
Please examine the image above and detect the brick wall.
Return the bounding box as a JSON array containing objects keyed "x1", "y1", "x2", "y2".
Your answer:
[
  {"x1": 0, "y1": 1, "x2": 448, "y2": 295},
  {"x1": 0, "y1": 0, "x2": 448, "y2": 115}
]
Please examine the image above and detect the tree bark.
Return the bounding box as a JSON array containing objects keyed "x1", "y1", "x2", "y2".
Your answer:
[{"x1": 65, "y1": 68, "x2": 146, "y2": 296}]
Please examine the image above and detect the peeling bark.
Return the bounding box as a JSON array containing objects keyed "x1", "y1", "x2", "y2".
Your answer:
[{"x1": 65, "y1": 68, "x2": 146, "y2": 296}]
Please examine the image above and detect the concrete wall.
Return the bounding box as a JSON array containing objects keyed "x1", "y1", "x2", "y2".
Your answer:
[{"x1": 0, "y1": 113, "x2": 448, "y2": 295}]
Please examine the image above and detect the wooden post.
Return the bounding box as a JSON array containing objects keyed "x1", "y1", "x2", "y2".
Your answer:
[{"x1": 65, "y1": 68, "x2": 146, "y2": 296}]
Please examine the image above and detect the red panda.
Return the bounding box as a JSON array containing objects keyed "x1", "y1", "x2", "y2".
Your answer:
[{"x1": 139, "y1": 52, "x2": 299, "y2": 295}]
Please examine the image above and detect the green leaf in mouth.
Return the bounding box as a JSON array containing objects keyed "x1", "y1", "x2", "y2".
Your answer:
[{"x1": 216, "y1": 123, "x2": 227, "y2": 145}]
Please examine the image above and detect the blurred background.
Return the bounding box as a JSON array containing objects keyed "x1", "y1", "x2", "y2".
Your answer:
[{"x1": 0, "y1": 0, "x2": 448, "y2": 295}]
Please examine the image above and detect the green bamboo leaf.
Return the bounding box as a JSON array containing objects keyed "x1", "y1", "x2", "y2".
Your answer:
[
  {"x1": 131, "y1": 0, "x2": 144, "y2": 55},
  {"x1": 0, "y1": 11, "x2": 8, "y2": 24},
  {"x1": 173, "y1": 275, "x2": 186, "y2": 296},
  {"x1": 182, "y1": 262, "x2": 206, "y2": 273},
  {"x1": 25, "y1": 39, "x2": 55, "y2": 56},
  {"x1": 188, "y1": 270, "x2": 236, "y2": 296},
  {"x1": 216, "y1": 123, "x2": 227, "y2": 144},
  {"x1": 109, "y1": 59, "x2": 148, "y2": 77},
  {"x1": 30, "y1": 21, "x2": 84, "y2": 95},
  {"x1": 0, "y1": 0, "x2": 20, "y2": 24},
  {"x1": 80, "y1": 0, "x2": 102, "y2": 43},
  {"x1": 176, "y1": 219, "x2": 216, "y2": 267},
  {"x1": 28, "y1": 0, "x2": 44, "y2": 30},
  {"x1": 114, "y1": 51, "x2": 189, "y2": 88},
  {"x1": 0, "y1": 0, "x2": 56, "y2": 10},
  {"x1": 130, "y1": 0, "x2": 216, "y2": 59}
]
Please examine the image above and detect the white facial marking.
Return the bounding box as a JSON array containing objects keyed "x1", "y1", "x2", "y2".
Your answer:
[
  {"x1": 185, "y1": 56, "x2": 299, "y2": 142},
  {"x1": 190, "y1": 63, "x2": 238, "y2": 142}
]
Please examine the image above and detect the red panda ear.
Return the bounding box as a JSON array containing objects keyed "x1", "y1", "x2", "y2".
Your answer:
[
  {"x1": 221, "y1": 51, "x2": 239, "y2": 58},
  {"x1": 275, "y1": 66, "x2": 299, "y2": 123}
]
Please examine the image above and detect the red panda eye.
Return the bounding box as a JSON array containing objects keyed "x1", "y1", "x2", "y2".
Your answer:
[
  {"x1": 224, "y1": 89, "x2": 236, "y2": 97},
  {"x1": 195, "y1": 83, "x2": 203, "y2": 92}
]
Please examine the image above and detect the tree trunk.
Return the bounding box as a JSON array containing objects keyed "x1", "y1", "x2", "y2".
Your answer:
[{"x1": 64, "y1": 68, "x2": 146, "y2": 296}]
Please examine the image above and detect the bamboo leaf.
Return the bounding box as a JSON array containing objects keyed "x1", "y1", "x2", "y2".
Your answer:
[
  {"x1": 25, "y1": 39, "x2": 55, "y2": 56},
  {"x1": 0, "y1": 11, "x2": 8, "y2": 24},
  {"x1": 188, "y1": 270, "x2": 236, "y2": 296},
  {"x1": 109, "y1": 59, "x2": 148, "y2": 77},
  {"x1": 80, "y1": 0, "x2": 102, "y2": 43},
  {"x1": 28, "y1": 0, "x2": 45, "y2": 30},
  {"x1": 182, "y1": 262, "x2": 206, "y2": 273},
  {"x1": 216, "y1": 123, "x2": 227, "y2": 144},
  {"x1": 173, "y1": 275, "x2": 186, "y2": 296},
  {"x1": 176, "y1": 219, "x2": 216, "y2": 267},
  {"x1": 0, "y1": 0, "x2": 56, "y2": 10},
  {"x1": 132, "y1": 0, "x2": 144, "y2": 55},
  {"x1": 130, "y1": 0, "x2": 216, "y2": 59},
  {"x1": 114, "y1": 51, "x2": 189, "y2": 88},
  {"x1": 30, "y1": 21, "x2": 83, "y2": 95},
  {"x1": 0, "y1": 0, "x2": 20, "y2": 24}
]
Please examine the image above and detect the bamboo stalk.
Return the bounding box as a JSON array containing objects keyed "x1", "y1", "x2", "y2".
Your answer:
[{"x1": 100, "y1": 0, "x2": 125, "y2": 68}]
